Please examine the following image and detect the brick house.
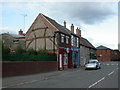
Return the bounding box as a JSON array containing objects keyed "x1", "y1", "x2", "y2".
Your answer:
[
  {"x1": 26, "y1": 13, "x2": 82, "y2": 70},
  {"x1": 96, "y1": 45, "x2": 120, "y2": 61},
  {"x1": 1, "y1": 30, "x2": 25, "y2": 51},
  {"x1": 70, "y1": 25, "x2": 80, "y2": 68},
  {"x1": 80, "y1": 37, "x2": 96, "y2": 66},
  {"x1": 26, "y1": 13, "x2": 76, "y2": 70}
]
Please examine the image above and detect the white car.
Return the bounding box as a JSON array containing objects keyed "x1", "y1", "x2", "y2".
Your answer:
[{"x1": 85, "y1": 59, "x2": 101, "y2": 70}]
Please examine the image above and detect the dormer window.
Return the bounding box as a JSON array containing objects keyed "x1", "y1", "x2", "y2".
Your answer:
[{"x1": 61, "y1": 34, "x2": 65, "y2": 43}]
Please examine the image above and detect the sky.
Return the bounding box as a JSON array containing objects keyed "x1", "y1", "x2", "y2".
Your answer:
[{"x1": 0, "y1": 0, "x2": 119, "y2": 49}]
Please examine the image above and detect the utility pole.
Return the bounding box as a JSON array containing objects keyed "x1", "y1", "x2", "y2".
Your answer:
[{"x1": 21, "y1": 14, "x2": 27, "y2": 32}]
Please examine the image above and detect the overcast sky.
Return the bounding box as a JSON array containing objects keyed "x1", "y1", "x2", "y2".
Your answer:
[{"x1": 0, "y1": 0, "x2": 119, "y2": 49}]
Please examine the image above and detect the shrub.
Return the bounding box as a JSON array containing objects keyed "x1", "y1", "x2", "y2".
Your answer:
[
  {"x1": 27, "y1": 49, "x2": 37, "y2": 55},
  {"x1": 15, "y1": 46, "x2": 26, "y2": 54},
  {"x1": 37, "y1": 49, "x2": 48, "y2": 55},
  {"x1": 2, "y1": 47, "x2": 57, "y2": 61}
]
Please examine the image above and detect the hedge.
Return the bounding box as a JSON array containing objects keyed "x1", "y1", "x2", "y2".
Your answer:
[{"x1": 2, "y1": 46, "x2": 57, "y2": 61}]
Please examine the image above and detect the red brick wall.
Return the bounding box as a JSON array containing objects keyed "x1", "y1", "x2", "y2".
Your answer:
[
  {"x1": 96, "y1": 50, "x2": 111, "y2": 61},
  {"x1": 2, "y1": 61, "x2": 57, "y2": 77}
]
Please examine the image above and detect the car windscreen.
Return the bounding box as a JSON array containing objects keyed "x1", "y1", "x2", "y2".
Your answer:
[{"x1": 88, "y1": 61, "x2": 97, "y2": 63}]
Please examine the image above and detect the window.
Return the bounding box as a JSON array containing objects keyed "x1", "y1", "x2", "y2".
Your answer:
[
  {"x1": 13, "y1": 39, "x2": 19, "y2": 43},
  {"x1": 71, "y1": 35, "x2": 74, "y2": 46},
  {"x1": 64, "y1": 53, "x2": 68, "y2": 65},
  {"x1": 77, "y1": 37, "x2": 79, "y2": 47},
  {"x1": 66, "y1": 36, "x2": 69, "y2": 44},
  {"x1": 61, "y1": 34, "x2": 65, "y2": 43}
]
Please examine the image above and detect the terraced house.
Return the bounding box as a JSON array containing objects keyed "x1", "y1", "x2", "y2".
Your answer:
[
  {"x1": 80, "y1": 37, "x2": 96, "y2": 66},
  {"x1": 26, "y1": 13, "x2": 81, "y2": 70}
]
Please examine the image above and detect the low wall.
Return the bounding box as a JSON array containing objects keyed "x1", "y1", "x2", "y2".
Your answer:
[{"x1": 2, "y1": 61, "x2": 57, "y2": 77}]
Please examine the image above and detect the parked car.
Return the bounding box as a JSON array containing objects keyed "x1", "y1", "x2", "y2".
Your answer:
[{"x1": 85, "y1": 59, "x2": 101, "y2": 70}]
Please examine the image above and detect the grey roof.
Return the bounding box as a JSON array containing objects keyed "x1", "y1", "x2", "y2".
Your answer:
[
  {"x1": 96, "y1": 45, "x2": 111, "y2": 50},
  {"x1": 80, "y1": 37, "x2": 96, "y2": 49},
  {"x1": 42, "y1": 14, "x2": 72, "y2": 35},
  {"x1": 2, "y1": 33, "x2": 25, "y2": 38}
]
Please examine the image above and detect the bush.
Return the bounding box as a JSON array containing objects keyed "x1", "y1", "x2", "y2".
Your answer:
[
  {"x1": 15, "y1": 46, "x2": 26, "y2": 54},
  {"x1": 27, "y1": 49, "x2": 37, "y2": 55}
]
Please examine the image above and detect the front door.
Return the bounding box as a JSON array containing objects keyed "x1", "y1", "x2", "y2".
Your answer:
[{"x1": 59, "y1": 54, "x2": 62, "y2": 70}]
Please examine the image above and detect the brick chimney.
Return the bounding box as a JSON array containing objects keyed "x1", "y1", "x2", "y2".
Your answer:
[
  {"x1": 76, "y1": 27, "x2": 81, "y2": 37},
  {"x1": 64, "y1": 21, "x2": 66, "y2": 28},
  {"x1": 71, "y1": 24, "x2": 74, "y2": 33},
  {"x1": 18, "y1": 29, "x2": 23, "y2": 35}
]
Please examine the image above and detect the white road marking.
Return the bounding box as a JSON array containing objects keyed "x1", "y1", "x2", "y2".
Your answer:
[
  {"x1": 106, "y1": 64, "x2": 109, "y2": 66},
  {"x1": 108, "y1": 71, "x2": 114, "y2": 76},
  {"x1": 88, "y1": 77, "x2": 105, "y2": 88},
  {"x1": 4, "y1": 79, "x2": 39, "y2": 88},
  {"x1": 116, "y1": 64, "x2": 118, "y2": 66}
]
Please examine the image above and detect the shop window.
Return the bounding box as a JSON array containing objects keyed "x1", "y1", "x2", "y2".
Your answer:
[{"x1": 64, "y1": 53, "x2": 68, "y2": 65}]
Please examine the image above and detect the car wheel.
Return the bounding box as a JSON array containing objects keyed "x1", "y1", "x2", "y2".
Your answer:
[{"x1": 96, "y1": 66, "x2": 98, "y2": 70}]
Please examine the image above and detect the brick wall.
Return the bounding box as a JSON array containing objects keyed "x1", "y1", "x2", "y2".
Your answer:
[
  {"x1": 96, "y1": 50, "x2": 112, "y2": 61},
  {"x1": 2, "y1": 61, "x2": 57, "y2": 77}
]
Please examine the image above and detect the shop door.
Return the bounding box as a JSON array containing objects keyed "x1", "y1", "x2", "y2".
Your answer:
[{"x1": 59, "y1": 54, "x2": 62, "y2": 69}]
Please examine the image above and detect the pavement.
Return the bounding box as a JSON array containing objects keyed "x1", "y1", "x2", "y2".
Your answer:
[{"x1": 2, "y1": 61, "x2": 119, "y2": 88}]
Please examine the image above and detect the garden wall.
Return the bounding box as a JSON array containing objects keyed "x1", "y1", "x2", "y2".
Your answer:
[{"x1": 2, "y1": 61, "x2": 57, "y2": 77}]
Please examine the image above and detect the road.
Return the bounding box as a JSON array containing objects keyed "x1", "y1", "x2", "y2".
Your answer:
[{"x1": 2, "y1": 61, "x2": 119, "y2": 88}]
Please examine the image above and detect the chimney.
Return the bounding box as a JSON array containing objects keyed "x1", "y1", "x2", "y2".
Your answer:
[
  {"x1": 76, "y1": 27, "x2": 81, "y2": 37},
  {"x1": 64, "y1": 21, "x2": 66, "y2": 28},
  {"x1": 71, "y1": 24, "x2": 74, "y2": 33},
  {"x1": 18, "y1": 29, "x2": 23, "y2": 35}
]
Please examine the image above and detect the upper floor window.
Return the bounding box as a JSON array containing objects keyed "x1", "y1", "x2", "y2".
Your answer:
[
  {"x1": 77, "y1": 37, "x2": 79, "y2": 47},
  {"x1": 71, "y1": 35, "x2": 74, "y2": 46},
  {"x1": 66, "y1": 36, "x2": 69, "y2": 44},
  {"x1": 61, "y1": 34, "x2": 65, "y2": 43}
]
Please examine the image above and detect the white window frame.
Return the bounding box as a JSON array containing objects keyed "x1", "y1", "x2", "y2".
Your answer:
[
  {"x1": 77, "y1": 37, "x2": 79, "y2": 47},
  {"x1": 66, "y1": 36, "x2": 69, "y2": 44},
  {"x1": 71, "y1": 35, "x2": 74, "y2": 46},
  {"x1": 61, "y1": 34, "x2": 65, "y2": 43}
]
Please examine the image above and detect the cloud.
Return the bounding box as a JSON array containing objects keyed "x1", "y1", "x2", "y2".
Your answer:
[
  {"x1": 2, "y1": 2, "x2": 117, "y2": 25},
  {"x1": 51, "y1": 2, "x2": 117, "y2": 25},
  {"x1": 0, "y1": 27, "x2": 18, "y2": 34}
]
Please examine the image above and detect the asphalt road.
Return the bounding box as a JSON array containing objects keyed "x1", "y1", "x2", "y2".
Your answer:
[{"x1": 2, "y1": 61, "x2": 119, "y2": 88}]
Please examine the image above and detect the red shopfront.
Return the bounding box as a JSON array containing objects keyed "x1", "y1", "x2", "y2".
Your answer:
[{"x1": 58, "y1": 48, "x2": 72, "y2": 70}]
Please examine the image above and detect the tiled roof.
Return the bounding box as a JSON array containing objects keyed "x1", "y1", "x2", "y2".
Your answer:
[
  {"x1": 96, "y1": 45, "x2": 111, "y2": 50},
  {"x1": 42, "y1": 14, "x2": 71, "y2": 35},
  {"x1": 2, "y1": 33, "x2": 25, "y2": 38},
  {"x1": 80, "y1": 37, "x2": 96, "y2": 49}
]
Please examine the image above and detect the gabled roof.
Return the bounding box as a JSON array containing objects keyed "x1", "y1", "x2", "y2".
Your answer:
[
  {"x1": 80, "y1": 37, "x2": 96, "y2": 49},
  {"x1": 26, "y1": 13, "x2": 81, "y2": 37},
  {"x1": 96, "y1": 45, "x2": 111, "y2": 50},
  {"x1": 42, "y1": 14, "x2": 71, "y2": 35}
]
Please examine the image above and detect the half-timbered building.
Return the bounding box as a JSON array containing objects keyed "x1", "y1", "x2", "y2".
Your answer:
[{"x1": 26, "y1": 13, "x2": 72, "y2": 70}]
